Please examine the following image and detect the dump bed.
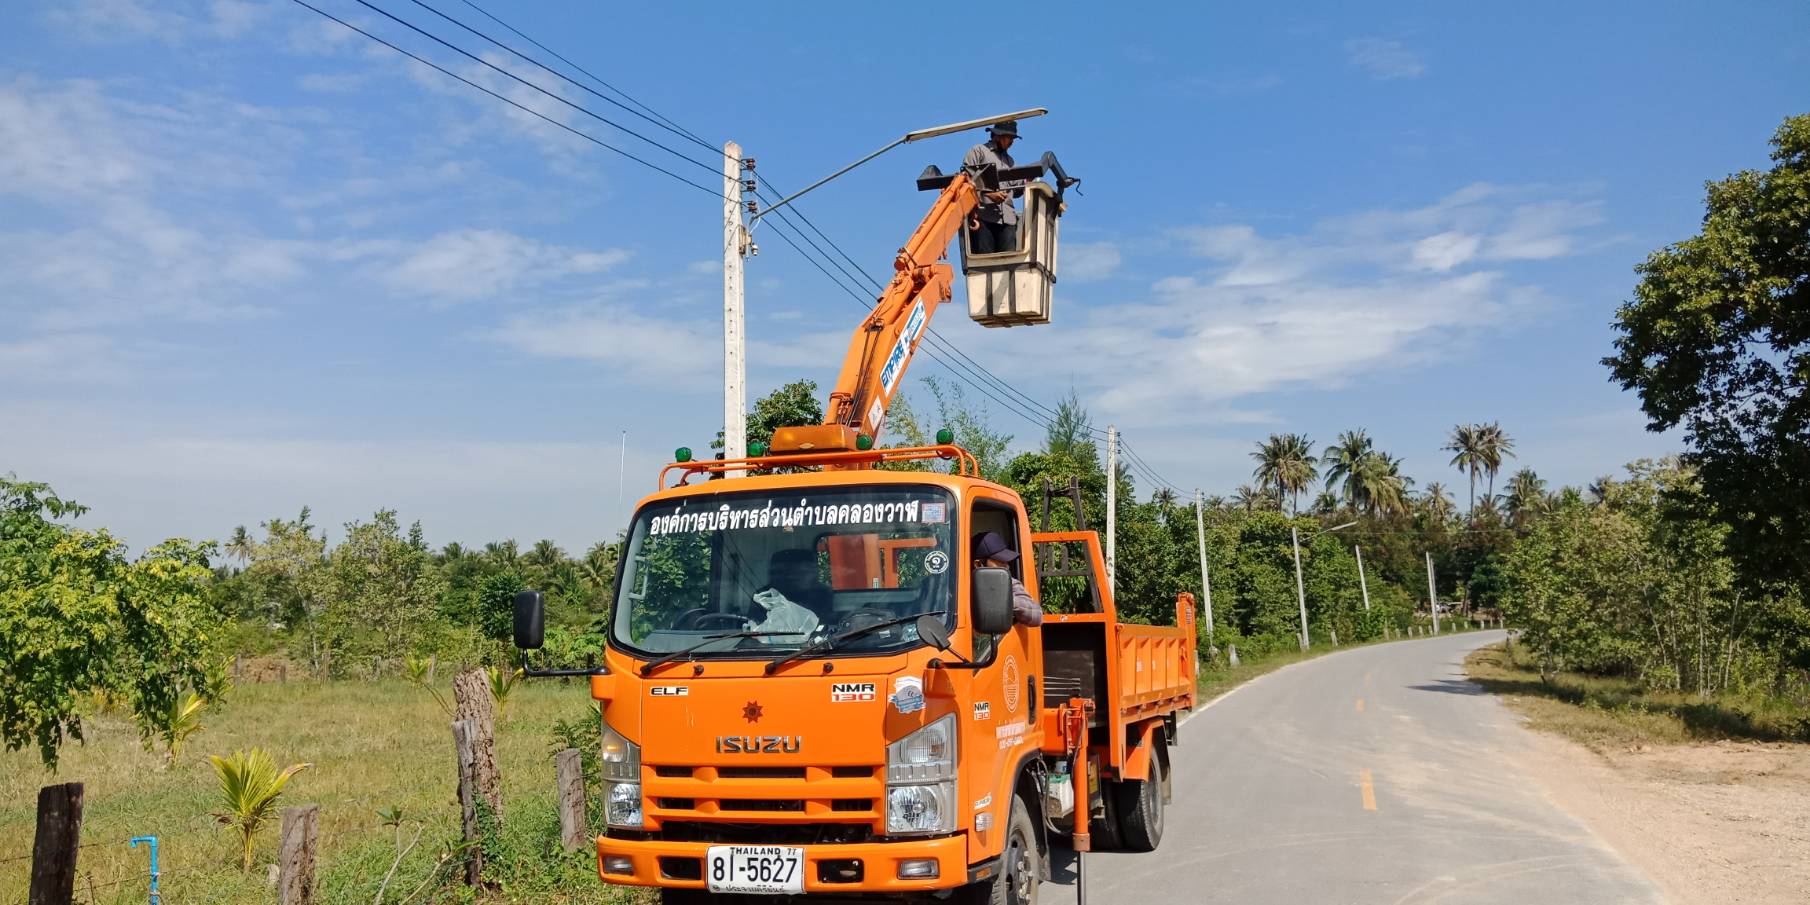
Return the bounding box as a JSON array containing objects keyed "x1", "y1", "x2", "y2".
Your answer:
[{"x1": 1031, "y1": 531, "x2": 1197, "y2": 775}]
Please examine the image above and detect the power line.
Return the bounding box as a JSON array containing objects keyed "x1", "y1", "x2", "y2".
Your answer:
[
  {"x1": 349, "y1": 0, "x2": 725, "y2": 181},
  {"x1": 284, "y1": 0, "x2": 727, "y2": 199},
  {"x1": 408, "y1": 0, "x2": 719, "y2": 155}
]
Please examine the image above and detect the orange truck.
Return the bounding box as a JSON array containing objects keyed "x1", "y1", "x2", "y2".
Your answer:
[{"x1": 511, "y1": 133, "x2": 1197, "y2": 904}]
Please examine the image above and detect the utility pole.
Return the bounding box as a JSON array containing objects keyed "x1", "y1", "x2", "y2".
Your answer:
[
  {"x1": 1355, "y1": 545, "x2": 1371, "y2": 612},
  {"x1": 616, "y1": 430, "x2": 628, "y2": 529},
  {"x1": 1425, "y1": 552, "x2": 1440, "y2": 634},
  {"x1": 1105, "y1": 425, "x2": 1118, "y2": 597},
  {"x1": 1291, "y1": 525, "x2": 1310, "y2": 650},
  {"x1": 1195, "y1": 489, "x2": 1213, "y2": 640},
  {"x1": 722, "y1": 141, "x2": 748, "y2": 474}
]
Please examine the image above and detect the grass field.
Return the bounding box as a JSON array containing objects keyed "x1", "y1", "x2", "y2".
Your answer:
[
  {"x1": 1465, "y1": 642, "x2": 1810, "y2": 748},
  {"x1": 0, "y1": 676, "x2": 646, "y2": 905}
]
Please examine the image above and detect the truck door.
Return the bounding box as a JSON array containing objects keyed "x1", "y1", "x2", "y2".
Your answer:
[{"x1": 964, "y1": 494, "x2": 1041, "y2": 833}]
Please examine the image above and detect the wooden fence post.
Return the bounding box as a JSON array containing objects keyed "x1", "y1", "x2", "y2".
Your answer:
[
  {"x1": 555, "y1": 748, "x2": 587, "y2": 852},
  {"x1": 278, "y1": 663, "x2": 288, "y2": 684},
  {"x1": 277, "y1": 804, "x2": 318, "y2": 905},
  {"x1": 452, "y1": 669, "x2": 503, "y2": 822},
  {"x1": 29, "y1": 783, "x2": 82, "y2": 905}
]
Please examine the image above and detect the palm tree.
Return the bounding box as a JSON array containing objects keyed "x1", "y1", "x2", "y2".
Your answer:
[
  {"x1": 1321, "y1": 430, "x2": 1373, "y2": 508},
  {"x1": 1421, "y1": 482, "x2": 1456, "y2": 525},
  {"x1": 525, "y1": 539, "x2": 565, "y2": 573},
  {"x1": 211, "y1": 749, "x2": 311, "y2": 872},
  {"x1": 1352, "y1": 452, "x2": 1410, "y2": 516},
  {"x1": 578, "y1": 542, "x2": 617, "y2": 591},
  {"x1": 1475, "y1": 422, "x2": 1516, "y2": 501},
  {"x1": 439, "y1": 541, "x2": 469, "y2": 563},
  {"x1": 226, "y1": 525, "x2": 254, "y2": 567},
  {"x1": 1251, "y1": 433, "x2": 1319, "y2": 514},
  {"x1": 1444, "y1": 424, "x2": 1483, "y2": 514},
  {"x1": 1231, "y1": 484, "x2": 1275, "y2": 512},
  {"x1": 483, "y1": 540, "x2": 520, "y2": 568},
  {"x1": 1503, "y1": 468, "x2": 1547, "y2": 528}
]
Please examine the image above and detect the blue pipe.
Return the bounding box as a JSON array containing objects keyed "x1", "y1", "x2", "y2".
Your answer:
[{"x1": 128, "y1": 836, "x2": 159, "y2": 905}]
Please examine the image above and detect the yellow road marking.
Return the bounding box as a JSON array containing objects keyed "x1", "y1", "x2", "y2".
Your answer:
[
  {"x1": 1355, "y1": 698, "x2": 1366, "y2": 712},
  {"x1": 1359, "y1": 769, "x2": 1377, "y2": 811}
]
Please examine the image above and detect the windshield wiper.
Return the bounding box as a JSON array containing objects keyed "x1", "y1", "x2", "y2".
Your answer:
[
  {"x1": 640, "y1": 630, "x2": 802, "y2": 676},
  {"x1": 763, "y1": 612, "x2": 946, "y2": 675}
]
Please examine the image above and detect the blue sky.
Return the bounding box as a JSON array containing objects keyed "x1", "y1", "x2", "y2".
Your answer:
[{"x1": 3, "y1": 0, "x2": 1805, "y2": 551}]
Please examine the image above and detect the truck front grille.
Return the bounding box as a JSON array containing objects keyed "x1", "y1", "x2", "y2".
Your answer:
[{"x1": 644, "y1": 762, "x2": 883, "y2": 833}]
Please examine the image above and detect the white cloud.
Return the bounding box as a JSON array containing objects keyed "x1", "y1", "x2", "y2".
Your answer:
[
  {"x1": 380, "y1": 230, "x2": 631, "y2": 302},
  {"x1": 1345, "y1": 38, "x2": 1426, "y2": 80},
  {"x1": 489, "y1": 305, "x2": 844, "y2": 390},
  {"x1": 298, "y1": 73, "x2": 367, "y2": 93},
  {"x1": 978, "y1": 185, "x2": 1600, "y2": 426},
  {"x1": 1062, "y1": 242, "x2": 1122, "y2": 282},
  {"x1": 46, "y1": 0, "x2": 266, "y2": 43}
]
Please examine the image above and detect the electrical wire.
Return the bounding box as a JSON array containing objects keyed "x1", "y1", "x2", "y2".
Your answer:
[{"x1": 283, "y1": 0, "x2": 727, "y2": 199}]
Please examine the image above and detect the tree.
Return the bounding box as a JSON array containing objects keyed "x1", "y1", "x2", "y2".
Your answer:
[
  {"x1": 1605, "y1": 113, "x2": 1810, "y2": 590},
  {"x1": 1503, "y1": 469, "x2": 1548, "y2": 529},
  {"x1": 211, "y1": 748, "x2": 311, "y2": 872},
  {"x1": 1321, "y1": 430, "x2": 1372, "y2": 509},
  {"x1": 226, "y1": 525, "x2": 254, "y2": 567},
  {"x1": 1250, "y1": 433, "x2": 1318, "y2": 514},
  {"x1": 1420, "y1": 483, "x2": 1456, "y2": 525},
  {"x1": 1045, "y1": 389, "x2": 1100, "y2": 468},
  {"x1": 921, "y1": 376, "x2": 1014, "y2": 480},
  {"x1": 0, "y1": 478, "x2": 224, "y2": 769},
  {"x1": 1475, "y1": 422, "x2": 1516, "y2": 502},
  {"x1": 1444, "y1": 424, "x2": 1482, "y2": 514},
  {"x1": 317, "y1": 511, "x2": 447, "y2": 664},
  {"x1": 714, "y1": 379, "x2": 826, "y2": 452}
]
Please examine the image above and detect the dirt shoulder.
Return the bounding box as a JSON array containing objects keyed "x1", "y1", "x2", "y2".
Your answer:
[{"x1": 1467, "y1": 646, "x2": 1810, "y2": 904}]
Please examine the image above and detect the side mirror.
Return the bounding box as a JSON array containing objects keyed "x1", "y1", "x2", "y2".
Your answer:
[
  {"x1": 916, "y1": 613, "x2": 952, "y2": 651},
  {"x1": 971, "y1": 567, "x2": 1014, "y2": 636},
  {"x1": 513, "y1": 589, "x2": 545, "y2": 650}
]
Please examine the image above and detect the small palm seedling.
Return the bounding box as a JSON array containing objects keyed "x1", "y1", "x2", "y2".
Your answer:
[
  {"x1": 202, "y1": 657, "x2": 235, "y2": 706},
  {"x1": 210, "y1": 748, "x2": 311, "y2": 872},
  {"x1": 405, "y1": 655, "x2": 454, "y2": 719},
  {"x1": 149, "y1": 691, "x2": 208, "y2": 764},
  {"x1": 487, "y1": 665, "x2": 522, "y2": 718}
]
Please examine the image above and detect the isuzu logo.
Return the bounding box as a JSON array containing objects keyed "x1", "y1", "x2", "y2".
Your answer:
[{"x1": 715, "y1": 735, "x2": 803, "y2": 754}]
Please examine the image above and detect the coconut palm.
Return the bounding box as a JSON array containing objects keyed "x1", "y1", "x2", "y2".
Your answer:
[
  {"x1": 152, "y1": 691, "x2": 208, "y2": 763},
  {"x1": 1443, "y1": 424, "x2": 1483, "y2": 514},
  {"x1": 1503, "y1": 468, "x2": 1548, "y2": 528},
  {"x1": 483, "y1": 540, "x2": 519, "y2": 567},
  {"x1": 1353, "y1": 452, "x2": 1410, "y2": 516},
  {"x1": 226, "y1": 525, "x2": 254, "y2": 567},
  {"x1": 524, "y1": 539, "x2": 565, "y2": 574},
  {"x1": 1421, "y1": 482, "x2": 1456, "y2": 525},
  {"x1": 487, "y1": 665, "x2": 523, "y2": 718},
  {"x1": 1475, "y1": 422, "x2": 1516, "y2": 501},
  {"x1": 1250, "y1": 433, "x2": 1319, "y2": 514},
  {"x1": 578, "y1": 542, "x2": 617, "y2": 591},
  {"x1": 211, "y1": 749, "x2": 311, "y2": 872},
  {"x1": 1231, "y1": 484, "x2": 1277, "y2": 512},
  {"x1": 439, "y1": 541, "x2": 469, "y2": 563},
  {"x1": 1321, "y1": 430, "x2": 1372, "y2": 508}
]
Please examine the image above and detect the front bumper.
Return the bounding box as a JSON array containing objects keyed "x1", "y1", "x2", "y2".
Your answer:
[{"x1": 596, "y1": 832, "x2": 970, "y2": 893}]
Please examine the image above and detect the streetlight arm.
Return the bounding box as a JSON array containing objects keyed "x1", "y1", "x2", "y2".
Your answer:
[{"x1": 750, "y1": 107, "x2": 1047, "y2": 224}]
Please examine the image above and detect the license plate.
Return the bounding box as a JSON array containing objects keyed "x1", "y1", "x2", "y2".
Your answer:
[{"x1": 705, "y1": 845, "x2": 805, "y2": 894}]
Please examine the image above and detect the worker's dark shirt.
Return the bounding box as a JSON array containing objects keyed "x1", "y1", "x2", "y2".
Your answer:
[{"x1": 962, "y1": 140, "x2": 1019, "y2": 225}]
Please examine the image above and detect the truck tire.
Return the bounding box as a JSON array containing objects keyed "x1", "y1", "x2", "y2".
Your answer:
[
  {"x1": 962, "y1": 795, "x2": 1040, "y2": 905},
  {"x1": 1113, "y1": 747, "x2": 1165, "y2": 852}
]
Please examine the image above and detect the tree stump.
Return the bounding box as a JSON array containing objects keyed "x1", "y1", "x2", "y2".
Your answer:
[
  {"x1": 452, "y1": 669, "x2": 503, "y2": 823},
  {"x1": 277, "y1": 804, "x2": 318, "y2": 905}
]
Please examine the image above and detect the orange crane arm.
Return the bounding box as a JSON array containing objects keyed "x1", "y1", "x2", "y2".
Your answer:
[{"x1": 775, "y1": 174, "x2": 981, "y2": 454}]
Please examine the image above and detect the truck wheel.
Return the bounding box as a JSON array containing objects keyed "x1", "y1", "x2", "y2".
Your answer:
[
  {"x1": 963, "y1": 795, "x2": 1040, "y2": 905},
  {"x1": 1113, "y1": 749, "x2": 1165, "y2": 852}
]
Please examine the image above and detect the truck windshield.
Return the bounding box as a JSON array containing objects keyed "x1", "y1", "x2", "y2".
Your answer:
[{"x1": 611, "y1": 486, "x2": 957, "y2": 658}]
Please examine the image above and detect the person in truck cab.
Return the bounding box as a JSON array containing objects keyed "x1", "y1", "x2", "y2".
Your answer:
[
  {"x1": 764, "y1": 548, "x2": 832, "y2": 621},
  {"x1": 961, "y1": 120, "x2": 1021, "y2": 254},
  {"x1": 971, "y1": 531, "x2": 1043, "y2": 627}
]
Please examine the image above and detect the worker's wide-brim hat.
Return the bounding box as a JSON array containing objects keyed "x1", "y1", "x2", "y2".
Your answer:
[{"x1": 988, "y1": 120, "x2": 1020, "y2": 137}]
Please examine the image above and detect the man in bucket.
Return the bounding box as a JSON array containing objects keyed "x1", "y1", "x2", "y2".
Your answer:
[{"x1": 961, "y1": 120, "x2": 1023, "y2": 255}]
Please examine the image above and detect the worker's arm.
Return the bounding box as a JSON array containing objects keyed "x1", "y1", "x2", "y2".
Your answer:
[
  {"x1": 1011, "y1": 578, "x2": 1043, "y2": 627},
  {"x1": 962, "y1": 145, "x2": 1006, "y2": 204}
]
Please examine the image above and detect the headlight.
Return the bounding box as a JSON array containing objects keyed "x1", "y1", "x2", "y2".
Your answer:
[
  {"x1": 885, "y1": 714, "x2": 956, "y2": 835},
  {"x1": 600, "y1": 720, "x2": 642, "y2": 827}
]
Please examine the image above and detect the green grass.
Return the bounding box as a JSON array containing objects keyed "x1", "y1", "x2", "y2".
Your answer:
[
  {"x1": 0, "y1": 676, "x2": 649, "y2": 905},
  {"x1": 1464, "y1": 643, "x2": 1810, "y2": 749}
]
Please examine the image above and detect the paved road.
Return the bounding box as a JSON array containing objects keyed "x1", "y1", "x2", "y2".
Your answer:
[{"x1": 1041, "y1": 631, "x2": 1664, "y2": 904}]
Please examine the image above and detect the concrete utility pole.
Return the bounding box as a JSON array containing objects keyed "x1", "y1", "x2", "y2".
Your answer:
[
  {"x1": 1195, "y1": 489, "x2": 1213, "y2": 640},
  {"x1": 1356, "y1": 545, "x2": 1371, "y2": 612},
  {"x1": 1105, "y1": 425, "x2": 1118, "y2": 596},
  {"x1": 1425, "y1": 552, "x2": 1440, "y2": 634},
  {"x1": 616, "y1": 429, "x2": 627, "y2": 528},
  {"x1": 1291, "y1": 525, "x2": 1310, "y2": 650},
  {"x1": 722, "y1": 141, "x2": 748, "y2": 473}
]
